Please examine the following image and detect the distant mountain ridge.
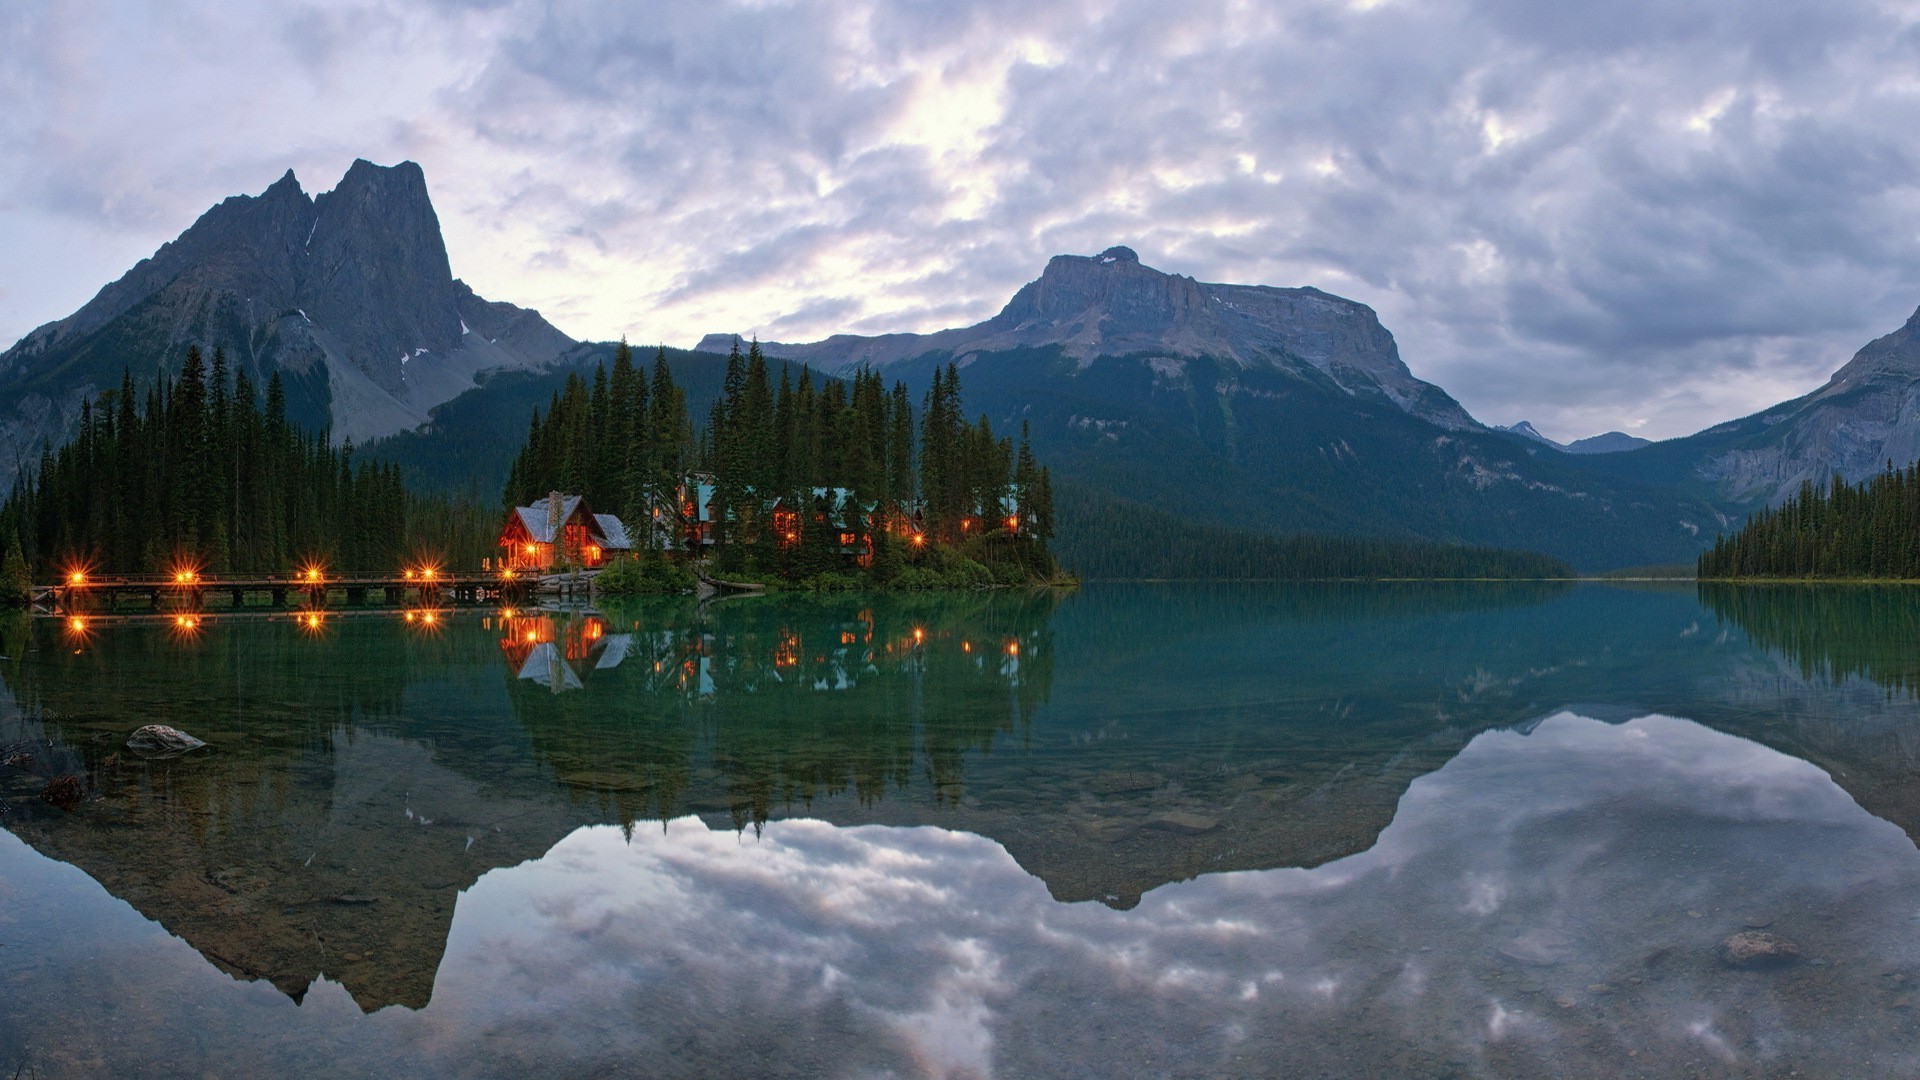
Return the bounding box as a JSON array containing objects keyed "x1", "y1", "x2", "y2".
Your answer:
[
  {"x1": 1500, "y1": 421, "x2": 1651, "y2": 455},
  {"x1": 0, "y1": 160, "x2": 573, "y2": 478}
]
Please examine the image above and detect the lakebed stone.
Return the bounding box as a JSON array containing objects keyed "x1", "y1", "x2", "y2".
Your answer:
[
  {"x1": 1720, "y1": 931, "x2": 1800, "y2": 968},
  {"x1": 126, "y1": 725, "x2": 207, "y2": 758}
]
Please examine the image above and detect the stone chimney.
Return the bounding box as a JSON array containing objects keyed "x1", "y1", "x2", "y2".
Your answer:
[{"x1": 547, "y1": 491, "x2": 563, "y2": 538}]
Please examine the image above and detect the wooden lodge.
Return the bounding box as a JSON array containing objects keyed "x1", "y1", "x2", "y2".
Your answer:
[{"x1": 500, "y1": 491, "x2": 633, "y2": 572}]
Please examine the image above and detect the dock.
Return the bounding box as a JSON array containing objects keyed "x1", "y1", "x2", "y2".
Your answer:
[{"x1": 35, "y1": 571, "x2": 527, "y2": 612}]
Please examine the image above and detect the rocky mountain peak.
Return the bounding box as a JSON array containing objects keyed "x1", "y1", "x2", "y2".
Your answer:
[
  {"x1": 0, "y1": 160, "x2": 573, "y2": 468},
  {"x1": 700, "y1": 247, "x2": 1480, "y2": 431}
]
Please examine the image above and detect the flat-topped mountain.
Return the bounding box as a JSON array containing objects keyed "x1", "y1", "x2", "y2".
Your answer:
[
  {"x1": 701, "y1": 245, "x2": 1477, "y2": 432},
  {"x1": 0, "y1": 160, "x2": 573, "y2": 474},
  {"x1": 702, "y1": 248, "x2": 1723, "y2": 569}
]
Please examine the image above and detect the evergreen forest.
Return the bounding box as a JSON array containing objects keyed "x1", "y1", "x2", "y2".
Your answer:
[
  {"x1": 503, "y1": 339, "x2": 1061, "y2": 587},
  {"x1": 0, "y1": 346, "x2": 497, "y2": 579},
  {"x1": 1698, "y1": 464, "x2": 1920, "y2": 579}
]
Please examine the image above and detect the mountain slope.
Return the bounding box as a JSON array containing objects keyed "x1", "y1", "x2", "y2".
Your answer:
[
  {"x1": 703, "y1": 250, "x2": 1726, "y2": 570},
  {"x1": 0, "y1": 160, "x2": 572, "y2": 479},
  {"x1": 1575, "y1": 305, "x2": 1920, "y2": 509}
]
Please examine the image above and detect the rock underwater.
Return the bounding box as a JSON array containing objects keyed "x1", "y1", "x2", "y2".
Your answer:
[{"x1": 126, "y1": 725, "x2": 207, "y2": 758}]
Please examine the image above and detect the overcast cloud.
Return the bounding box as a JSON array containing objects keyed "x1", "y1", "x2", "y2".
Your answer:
[{"x1": 6, "y1": 0, "x2": 1920, "y2": 439}]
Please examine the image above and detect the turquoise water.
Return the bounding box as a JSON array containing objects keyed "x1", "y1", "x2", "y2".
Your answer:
[{"x1": 3, "y1": 583, "x2": 1920, "y2": 1076}]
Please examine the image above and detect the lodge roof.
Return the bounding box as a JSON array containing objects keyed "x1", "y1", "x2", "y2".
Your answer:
[
  {"x1": 594, "y1": 514, "x2": 633, "y2": 551},
  {"x1": 508, "y1": 494, "x2": 632, "y2": 550}
]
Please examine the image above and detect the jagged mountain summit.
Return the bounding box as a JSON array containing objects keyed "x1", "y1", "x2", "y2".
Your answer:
[
  {"x1": 700, "y1": 248, "x2": 1723, "y2": 569},
  {"x1": 0, "y1": 160, "x2": 572, "y2": 473},
  {"x1": 1500, "y1": 421, "x2": 1651, "y2": 455},
  {"x1": 700, "y1": 245, "x2": 1478, "y2": 432}
]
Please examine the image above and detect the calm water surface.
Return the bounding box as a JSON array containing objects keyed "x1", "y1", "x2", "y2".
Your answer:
[{"x1": 3, "y1": 583, "x2": 1920, "y2": 1077}]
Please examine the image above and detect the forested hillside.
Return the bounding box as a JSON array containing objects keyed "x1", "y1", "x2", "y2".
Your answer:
[
  {"x1": 1055, "y1": 483, "x2": 1574, "y2": 580},
  {"x1": 0, "y1": 346, "x2": 495, "y2": 575}
]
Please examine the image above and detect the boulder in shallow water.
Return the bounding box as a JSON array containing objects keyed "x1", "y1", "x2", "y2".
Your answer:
[
  {"x1": 40, "y1": 773, "x2": 84, "y2": 810},
  {"x1": 126, "y1": 725, "x2": 206, "y2": 758},
  {"x1": 1720, "y1": 931, "x2": 1800, "y2": 968}
]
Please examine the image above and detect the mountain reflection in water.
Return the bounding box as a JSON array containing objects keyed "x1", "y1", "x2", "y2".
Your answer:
[{"x1": 5, "y1": 583, "x2": 1920, "y2": 1076}]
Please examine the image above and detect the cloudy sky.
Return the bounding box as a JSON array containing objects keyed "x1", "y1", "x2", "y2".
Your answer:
[{"x1": 6, "y1": 0, "x2": 1920, "y2": 440}]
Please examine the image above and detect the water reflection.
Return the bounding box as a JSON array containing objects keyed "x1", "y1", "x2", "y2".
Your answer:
[
  {"x1": 10, "y1": 582, "x2": 1920, "y2": 1074},
  {"x1": 6, "y1": 710, "x2": 1920, "y2": 1077}
]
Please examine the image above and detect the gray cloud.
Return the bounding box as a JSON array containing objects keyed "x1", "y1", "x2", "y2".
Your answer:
[{"x1": 5, "y1": 0, "x2": 1920, "y2": 438}]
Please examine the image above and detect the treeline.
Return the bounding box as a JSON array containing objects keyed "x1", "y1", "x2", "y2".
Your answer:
[
  {"x1": 503, "y1": 339, "x2": 1058, "y2": 577},
  {"x1": 0, "y1": 347, "x2": 492, "y2": 577},
  {"x1": 1054, "y1": 484, "x2": 1575, "y2": 580},
  {"x1": 504, "y1": 342, "x2": 693, "y2": 529},
  {"x1": 1699, "y1": 464, "x2": 1920, "y2": 578}
]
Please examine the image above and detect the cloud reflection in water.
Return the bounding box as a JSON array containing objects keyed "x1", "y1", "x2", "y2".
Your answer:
[{"x1": 414, "y1": 712, "x2": 1920, "y2": 1077}]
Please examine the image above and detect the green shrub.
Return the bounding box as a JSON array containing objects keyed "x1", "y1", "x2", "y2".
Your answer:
[{"x1": 594, "y1": 556, "x2": 696, "y2": 596}]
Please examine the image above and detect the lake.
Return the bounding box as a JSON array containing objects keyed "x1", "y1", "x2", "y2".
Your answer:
[{"x1": 3, "y1": 582, "x2": 1920, "y2": 1077}]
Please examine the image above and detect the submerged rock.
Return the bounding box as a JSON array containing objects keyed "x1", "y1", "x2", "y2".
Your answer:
[
  {"x1": 126, "y1": 725, "x2": 207, "y2": 758},
  {"x1": 40, "y1": 773, "x2": 84, "y2": 810},
  {"x1": 1720, "y1": 931, "x2": 1800, "y2": 968}
]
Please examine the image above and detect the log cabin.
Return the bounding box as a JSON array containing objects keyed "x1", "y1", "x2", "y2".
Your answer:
[{"x1": 500, "y1": 491, "x2": 633, "y2": 572}]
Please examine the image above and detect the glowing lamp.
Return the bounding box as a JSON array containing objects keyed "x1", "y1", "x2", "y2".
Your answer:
[
  {"x1": 1006, "y1": 516, "x2": 1020, "y2": 530},
  {"x1": 911, "y1": 534, "x2": 926, "y2": 547},
  {"x1": 403, "y1": 570, "x2": 415, "y2": 580},
  {"x1": 422, "y1": 612, "x2": 438, "y2": 625},
  {"x1": 174, "y1": 569, "x2": 196, "y2": 584},
  {"x1": 524, "y1": 543, "x2": 537, "y2": 555},
  {"x1": 501, "y1": 568, "x2": 516, "y2": 580},
  {"x1": 67, "y1": 571, "x2": 86, "y2": 586},
  {"x1": 67, "y1": 616, "x2": 86, "y2": 633},
  {"x1": 421, "y1": 567, "x2": 436, "y2": 581},
  {"x1": 1005, "y1": 641, "x2": 1020, "y2": 657}
]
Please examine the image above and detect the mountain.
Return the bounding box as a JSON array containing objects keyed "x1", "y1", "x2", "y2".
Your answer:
[
  {"x1": 702, "y1": 248, "x2": 1726, "y2": 570},
  {"x1": 1566, "y1": 431, "x2": 1652, "y2": 455},
  {"x1": 1578, "y1": 304, "x2": 1920, "y2": 508},
  {"x1": 1501, "y1": 421, "x2": 1561, "y2": 449},
  {"x1": 0, "y1": 160, "x2": 573, "y2": 479},
  {"x1": 700, "y1": 246, "x2": 1478, "y2": 431},
  {"x1": 1500, "y1": 421, "x2": 1650, "y2": 455}
]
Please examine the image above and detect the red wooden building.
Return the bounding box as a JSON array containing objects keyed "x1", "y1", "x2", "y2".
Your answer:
[{"x1": 500, "y1": 491, "x2": 633, "y2": 572}]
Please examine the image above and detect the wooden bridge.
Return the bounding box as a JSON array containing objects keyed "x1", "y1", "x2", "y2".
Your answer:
[{"x1": 35, "y1": 570, "x2": 530, "y2": 612}]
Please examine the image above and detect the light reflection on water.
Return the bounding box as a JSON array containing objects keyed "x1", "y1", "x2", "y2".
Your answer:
[{"x1": 4, "y1": 584, "x2": 1920, "y2": 1076}]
